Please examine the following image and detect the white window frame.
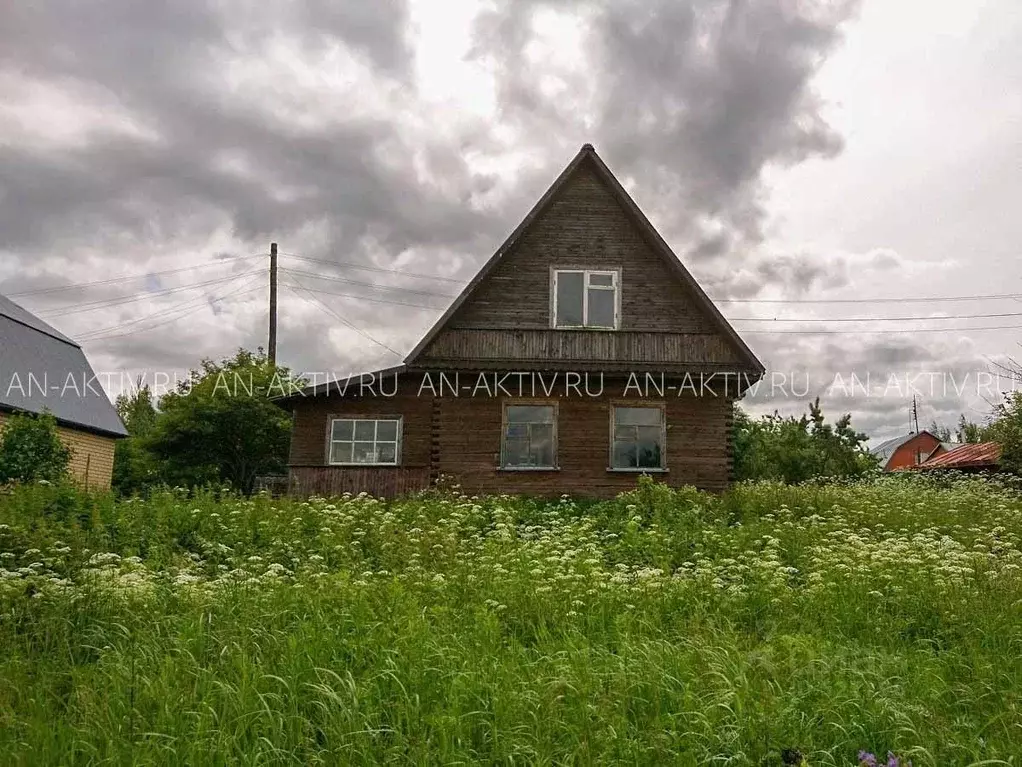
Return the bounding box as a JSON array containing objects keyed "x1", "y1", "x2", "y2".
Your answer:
[
  {"x1": 328, "y1": 416, "x2": 402, "y2": 466},
  {"x1": 608, "y1": 404, "x2": 667, "y2": 472},
  {"x1": 500, "y1": 402, "x2": 559, "y2": 470},
  {"x1": 550, "y1": 268, "x2": 621, "y2": 330}
]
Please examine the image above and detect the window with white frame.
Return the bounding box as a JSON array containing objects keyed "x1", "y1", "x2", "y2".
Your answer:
[
  {"x1": 552, "y1": 269, "x2": 619, "y2": 329},
  {"x1": 501, "y1": 404, "x2": 557, "y2": 469},
  {"x1": 610, "y1": 406, "x2": 665, "y2": 470},
  {"x1": 329, "y1": 417, "x2": 401, "y2": 465}
]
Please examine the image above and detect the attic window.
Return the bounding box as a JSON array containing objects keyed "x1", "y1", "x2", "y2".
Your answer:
[{"x1": 552, "y1": 269, "x2": 620, "y2": 329}]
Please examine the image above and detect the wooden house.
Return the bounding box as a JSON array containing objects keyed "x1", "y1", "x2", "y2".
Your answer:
[
  {"x1": 869, "y1": 430, "x2": 946, "y2": 472},
  {"x1": 0, "y1": 293, "x2": 127, "y2": 488},
  {"x1": 280, "y1": 144, "x2": 765, "y2": 498}
]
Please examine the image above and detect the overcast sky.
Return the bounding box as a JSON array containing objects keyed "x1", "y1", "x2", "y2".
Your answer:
[{"x1": 1, "y1": 0, "x2": 1020, "y2": 442}]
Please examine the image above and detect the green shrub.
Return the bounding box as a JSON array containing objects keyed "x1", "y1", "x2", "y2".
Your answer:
[{"x1": 0, "y1": 410, "x2": 71, "y2": 485}]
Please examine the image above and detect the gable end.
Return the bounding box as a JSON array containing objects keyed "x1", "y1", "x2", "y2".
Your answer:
[{"x1": 405, "y1": 145, "x2": 764, "y2": 376}]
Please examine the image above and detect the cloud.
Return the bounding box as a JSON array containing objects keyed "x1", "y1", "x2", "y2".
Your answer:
[
  {"x1": 710, "y1": 246, "x2": 909, "y2": 299},
  {"x1": 470, "y1": 0, "x2": 859, "y2": 261},
  {"x1": 741, "y1": 330, "x2": 1013, "y2": 444},
  {"x1": 12, "y1": 0, "x2": 981, "y2": 448}
]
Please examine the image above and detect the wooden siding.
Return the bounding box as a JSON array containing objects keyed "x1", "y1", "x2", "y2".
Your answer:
[
  {"x1": 0, "y1": 411, "x2": 117, "y2": 489},
  {"x1": 287, "y1": 374, "x2": 733, "y2": 499},
  {"x1": 420, "y1": 329, "x2": 741, "y2": 368},
  {"x1": 289, "y1": 466, "x2": 431, "y2": 498},
  {"x1": 417, "y1": 163, "x2": 744, "y2": 368},
  {"x1": 431, "y1": 390, "x2": 732, "y2": 497},
  {"x1": 288, "y1": 378, "x2": 433, "y2": 470}
]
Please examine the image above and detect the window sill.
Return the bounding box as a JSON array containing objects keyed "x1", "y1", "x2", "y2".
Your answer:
[
  {"x1": 606, "y1": 467, "x2": 669, "y2": 474},
  {"x1": 497, "y1": 466, "x2": 561, "y2": 472},
  {"x1": 328, "y1": 463, "x2": 401, "y2": 468},
  {"x1": 552, "y1": 326, "x2": 619, "y2": 332}
]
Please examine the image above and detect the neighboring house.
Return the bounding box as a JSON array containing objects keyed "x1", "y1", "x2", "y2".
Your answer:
[
  {"x1": 869, "y1": 430, "x2": 946, "y2": 472},
  {"x1": 0, "y1": 293, "x2": 127, "y2": 488},
  {"x1": 279, "y1": 144, "x2": 765, "y2": 499},
  {"x1": 919, "y1": 442, "x2": 1001, "y2": 473}
]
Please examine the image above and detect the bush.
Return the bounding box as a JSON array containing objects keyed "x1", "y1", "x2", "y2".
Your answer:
[{"x1": 0, "y1": 411, "x2": 72, "y2": 485}]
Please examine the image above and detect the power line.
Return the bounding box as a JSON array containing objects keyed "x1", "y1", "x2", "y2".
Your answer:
[
  {"x1": 4, "y1": 254, "x2": 265, "y2": 298},
  {"x1": 83, "y1": 284, "x2": 266, "y2": 344},
  {"x1": 278, "y1": 278, "x2": 447, "y2": 311},
  {"x1": 78, "y1": 273, "x2": 263, "y2": 341},
  {"x1": 716, "y1": 291, "x2": 1022, "y2": 304},
  {"x1": 36, "y1": 271, "x2": 261, "y2": 318},
  {"x1": 78, "y1": 275, "x2": 258, "y2": 341},
  {"x1": 738, "y1": 322, "x2": 1022, "y2": 335},
  {"x1": 284, "y1": 268, "x2": 457, "y2": 299},
  {"x1": 281, "y1": 252, "x2": 466, "y2": 284},
  {"x1": 284, "y1": 274, "x2": 403, "y2": 358},
  {"x1": 730, "y1": 310, "x2": 1022, "y2": 323}
]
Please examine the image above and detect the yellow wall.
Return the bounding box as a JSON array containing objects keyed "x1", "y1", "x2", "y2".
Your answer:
[{"x1": 0, "y1": 411, "x2": 117, "y2": 489}]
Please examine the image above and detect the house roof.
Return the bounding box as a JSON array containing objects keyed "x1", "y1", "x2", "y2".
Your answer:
[
  {"x1": 0, "y1": 293, "x2": 128, "y2": 438},
  {"x1": 919, "y1": 442, "x2": 1001, "y2": 470},
  {"x1": 403, "y1": 143, "x2": 765, "y2": 375},
  {"x1": 869, "y1": 430, "x2": 939, "y2": 466}
]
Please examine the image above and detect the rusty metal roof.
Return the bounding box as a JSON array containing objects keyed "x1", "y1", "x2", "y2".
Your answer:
[{"x1": 919, "y1": 442, "x2": 1001, "y2": 469}]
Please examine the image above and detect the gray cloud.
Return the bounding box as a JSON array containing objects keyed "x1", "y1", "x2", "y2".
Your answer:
[
  {"x1": 742, "y1": 330, "x2": 1012, "y2": 443},
  {"x1": 7, "y1": 0, "x2": 992, "y2": 446},
  {"x1": 0, "y1": 0, "x2": 503, "y2": 269},
  {"x1": 471, "y1": 0, "x2": 858, "y2": 260}
]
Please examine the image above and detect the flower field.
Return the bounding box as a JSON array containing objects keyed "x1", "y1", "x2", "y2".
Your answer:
[{"x1": 2, "y1": 476, "x2": 1022, "y2": 765}]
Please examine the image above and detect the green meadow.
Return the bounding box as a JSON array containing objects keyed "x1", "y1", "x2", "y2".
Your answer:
[{"x1": 2, "y1": 475, "x2": 1021, "y2": 765}]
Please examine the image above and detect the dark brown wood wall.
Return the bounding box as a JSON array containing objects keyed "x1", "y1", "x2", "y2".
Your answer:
[
  {"x1": 288, "y1": 378, "x2": 433, "y2": 470},
  {"x1": 287, "y1": 374, "x2": 733, "y2": 499},
  {"x1": 420, "y1": 329, "x2": 741, "y2": 369},
  {"x1": 431, "y1": 388, "x2": 731, "y2": 497}
]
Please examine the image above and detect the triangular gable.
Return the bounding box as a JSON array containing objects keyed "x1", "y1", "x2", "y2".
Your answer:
[{"x1": 405, "y1": 144, "x2": 764, "y2": 374}]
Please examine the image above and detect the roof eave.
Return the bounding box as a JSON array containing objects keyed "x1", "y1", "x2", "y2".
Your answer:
[{"x1": 0, "y1": 403, "x2": 128, "y2": 439}]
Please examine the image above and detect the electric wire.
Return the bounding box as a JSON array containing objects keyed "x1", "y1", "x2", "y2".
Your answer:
[
  {"x1": 283, "y1": 273, "x2": 403, "y2": 358},
  {"x1": 78, "y1": 273, "x2": 264, "y2": 341},
  {"x1": 5, "y1": 253, "x2": 265, "y2": 297}
]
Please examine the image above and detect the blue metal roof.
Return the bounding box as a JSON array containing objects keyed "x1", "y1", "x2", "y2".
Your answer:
[{"x1": 0, "y1": 294, "x2": 128, "y2": 437}]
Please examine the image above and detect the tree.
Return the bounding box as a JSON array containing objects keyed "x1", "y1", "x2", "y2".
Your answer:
[
  {"x1": 927, "y1": 415, "x2": 989, "y2": 445},
  {"x1": 732, "y1": 398, "x2": 877, "y2": 483},
  {"x1": 986, "y1": 391, "x2": 1022, "y2": 475},
  {"x1": 112, "y1": 379, "x2": 162, "y2": 495},
  {"x1": 956, "y1": 414, "x2": 986, "y2": 444},
  {"x1": 928, "y1": 420, "x2": 952, "y2": 443},
  {"x1": 0, "y1": 411, "x2": 72, "y2": 484},
  {"x1": 146, "y1": 349, "x2": 303, "y2": 493}
]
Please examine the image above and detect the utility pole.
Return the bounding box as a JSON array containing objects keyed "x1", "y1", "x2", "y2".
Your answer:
[
  {"x1": 268, "y1": 242, "x2": 278, "y2": 366},
  {"x1": 912, "y1": 396, "x2": 919, "y2": 434}
]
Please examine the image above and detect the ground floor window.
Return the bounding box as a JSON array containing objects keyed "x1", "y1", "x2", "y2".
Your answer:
[
  {"x1": 501, "y1": 404, "x2": 557, "y2": 469},
  {"x1": 329, "y1": 417, "x2": 401, "y2": 465},
  {"x1": 610, "y1": 405, "x2": 665, "y2": 470}
]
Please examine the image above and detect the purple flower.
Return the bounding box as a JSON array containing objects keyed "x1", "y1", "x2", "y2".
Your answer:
[
  {"x1": 886, "y1": 752, "x2": 900, "y2": 767},
  {"x1": 858, "y1": 751, "x2": 878, "y2": 767}
]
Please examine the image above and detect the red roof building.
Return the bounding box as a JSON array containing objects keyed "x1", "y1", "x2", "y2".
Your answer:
[
  {"x1": 870, "y1": 430, "x2": 946, "y2": 472},
  {"x1": 919, "y1": 442, "x2": 1001, "y2": 471}
]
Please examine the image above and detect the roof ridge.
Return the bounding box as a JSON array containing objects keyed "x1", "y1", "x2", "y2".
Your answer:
[{"x1": 0, "y1": 293, "x2": 80, "y2": 347}]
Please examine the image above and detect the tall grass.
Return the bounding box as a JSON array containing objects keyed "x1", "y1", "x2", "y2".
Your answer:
[{"x1": 1, "y1": 475, "x2": 1021, "y2": 765}]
